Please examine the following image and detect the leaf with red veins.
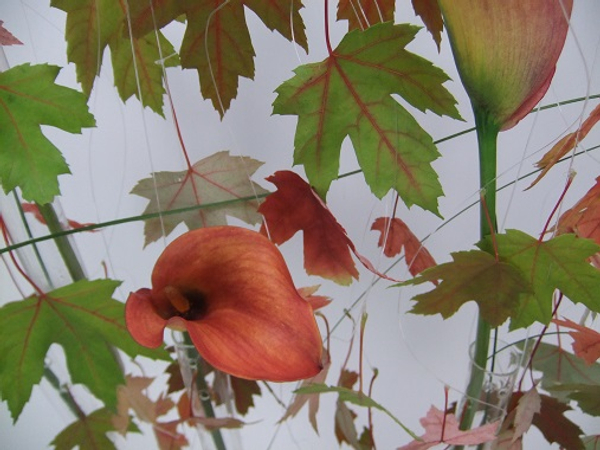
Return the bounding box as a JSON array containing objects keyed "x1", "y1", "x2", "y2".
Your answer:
[
  {"x1": 273, "y1": 22, "x2": 461, "y2": 210},
  {"x1": 398, "y1": 406, "x2": 499, "y2": 450},
  {"x1": 371, "y1": 216, "x2": 436, "y2": 277},
  {"x1": 337, "y1": 0, "x2": 395, "y2": 31},
  {"x1": 131, "y1": 151, "x2": 269, "y2": 246},
  {"x1": 259, "y1": 170, "x2": 394, "y2": 285},
  {"x1": 411, "y1": 0, "x2": 443, "y2": 50},
  {"x1": 0, "y1": 21, "x2": 23, "y2": 45},
  {"x1": 553, "y1": 318, "x2": 600, "y2": 365},
  {"x1": 530, "y1": 103, "x2": 600, "y2": 188}
]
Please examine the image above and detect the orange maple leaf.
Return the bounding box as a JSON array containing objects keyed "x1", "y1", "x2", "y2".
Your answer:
[
  {"x1": 371, "y1": 216, "x2": 436, "y2": 277},
  {"x1": 553, "y1": 318, "x2": 600, "y2": 365}
]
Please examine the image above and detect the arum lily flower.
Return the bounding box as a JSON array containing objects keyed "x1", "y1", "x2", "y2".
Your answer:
[
  {"x1": 126, "y1": 226, "x2": 323, "y2": 382},
  {"x1": 439, "y1": 0, "x2": 573, "y2": 130}
]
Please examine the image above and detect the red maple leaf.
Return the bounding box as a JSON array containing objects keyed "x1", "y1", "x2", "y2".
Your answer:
[
  {"x1": 258, "y1": 170, "x2": 393, "y2": 285},
  {"x1": 371, "y1": 216, "x2": 436, "y2": 277},
  {"x1": 553, "y1": 318, "x2": 600, "y2": 365}
]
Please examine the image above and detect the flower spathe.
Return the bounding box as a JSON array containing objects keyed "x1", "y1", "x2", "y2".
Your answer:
[
  {"x1": 439, "y1": 0, "x2": 573, "y2": 130},
  {"x1": 125, "y1": 226, "x2": 323, "y2": 382}
]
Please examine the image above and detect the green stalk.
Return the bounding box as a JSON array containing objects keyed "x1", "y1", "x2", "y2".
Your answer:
[
  {"x1": 459, "y1": 110, "x2": 500, "y2": 432},
  {"x1": 35, "y1": 203, "x2": 86, "y2": 281}
]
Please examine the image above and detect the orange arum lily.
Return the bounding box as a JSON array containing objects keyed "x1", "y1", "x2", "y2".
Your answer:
[
  {"x1": 125, "y1": 226, "x2": 323, "y2": 382},
  {"x1": 439, "y1": 0, "x2": 573, "y2": 130}
]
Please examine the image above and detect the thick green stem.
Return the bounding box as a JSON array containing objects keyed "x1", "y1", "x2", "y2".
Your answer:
[
  {"x1": 459, "y1": 111, "x2": 500, "y2": 432},
  {"x1": 36, "y1": 203, "x2": 86, "y2": 281}
]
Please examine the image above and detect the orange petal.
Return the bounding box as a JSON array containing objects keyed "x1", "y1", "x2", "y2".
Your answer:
[
  {"x1": 150, "y1": 226, "x2": 323, "y2": 382},
  {"x1": 125, "y1": 288, "x2": 168, "y2": 348}
]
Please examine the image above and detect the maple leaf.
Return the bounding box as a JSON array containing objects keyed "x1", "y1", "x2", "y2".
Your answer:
[
  {"x1": 273, "y1": 22, "x2": 461, "y2": 210},
  {"x1": 298, "y1": 285, "x2": 333, "y2": 310},
  {"x1": 371, "y1": 216, "x2": 436, "y2": 277},
  {"x1": 230, "y1": 376, "x2": 261, "y2": 416},
  {"x1": 51, "y1": 407, "x2": 138, "y2": 450},
  {"x1": 0, "y1": 279, "x2": 168, "y2": 421},
  {"x1": 398, "y1": 406, "x2": 499, "y2": 450},
  {"x1": 553, "y1": 318, "x2": 600, "y2": 365},
  {"x1": 411, "y1": 0, "x2": 443, "y2": 50},
  {"x1": 399, "y1": 249, "x2": 531, "y2": 327},
  {"x1": 21, "y1": 202, "x2": 97, "y2": 231},
  {"x1": 0, "y1": 21, "x2": 23, "y2": 45},
  {"x1": 259, "y1": 170, "x2": 390, "y2": 285},
  {"x1": 0, "y1": 63, "x2": 95, "y2": 204},
  {"x1": 508, "y1": 391, "x2": 585, "y2": 450},
  {"x1": 128, "y1": 0, "x2": 307, "y2": 117},
  {"x1": 337, "y1": 0, "x2": 395, "y2": 31},
  {"x1": 130, "y1": 151, "x2": 269, "y2": 246},
  {"x1": 478, "y1": 229, "x2": 600, "y2": 328},
  {"x1": 529, "y1": 102, "x2": 600, "y2": 188}
]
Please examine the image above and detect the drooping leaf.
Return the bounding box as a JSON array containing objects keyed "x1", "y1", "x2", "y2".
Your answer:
[
  {"x1": 553, "y1": 318, "x2": 600, "y2": 365},
  {"x1": 411, "y1": 0, "x2": 443, "y2": 50},
  {"x1": 131, "y1": 151, "x2": 269, "y2": 246},
  {"x1": 478, "y1": 229, "x2": 600, "y2": 328},
  {"x1": 508, "y1": 391, "x2": 585, "y2": 450},
  {"x1": 259, "y1": 170, "x2": 391, "y2": 285},
  {"x1": 0, "y1": 63, "x2": 95, "y2": 204},
  {"x1": 128, "y1": 0, "x2": 307, "y2": 117},
  {"x1": 0, "y1": 279, "x2": 168, "y2": 421},
  {"x1": 0, "y1": 21, "x2": 23, "y2": 45},
  {"x1": 397, "y1": 406, "x2": 499, "y2": 450},
  {"x1": 51, "y1": 407, "x2": 138, "y2": 450},
  {"x1": 51, "y1": 0, "x2": 178, "y2": 115},
  {"x1": 273, "y1": 22, "x2": 461, "y2": 209},
  {"x1": 21, "y1": 202, "x2": 97, "y2": 231},
  {"x1": 230, "y1": 376, "x2": 261, "y2": 416},
  {"x1": 399, "y1": 249, "x2": 531, "y2": 327},
  {"x1": 371, "y1": 216, "x2": 436, "y2": 277},
  {"x1": 512, "y1": 387, "x2": 541, "y2": 444},
  {"x1": 333, "y1": 369, "x2": 362, "y2": 448},
  {"x1": 337, "y1": 0, "x2": 395, "y2": 31},
  {"x1": 529, "y1": 102, "x2": 600, "y2": 188}
]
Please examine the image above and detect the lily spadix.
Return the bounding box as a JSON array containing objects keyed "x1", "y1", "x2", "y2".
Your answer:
[
  {"x1": 125, "y1": 226, "x2": 323, "y2": 382},
  {"x1": 440, "y1": 0, "x2": 573, "y2": 130}
]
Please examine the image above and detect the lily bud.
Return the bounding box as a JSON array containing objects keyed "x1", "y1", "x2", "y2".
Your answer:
[
  {"x1": 440, "y1": 0, "x2": 573, "y2": 130},
  {"x1": 126, "y1": 226, "x2": 323, "y2": 382}
]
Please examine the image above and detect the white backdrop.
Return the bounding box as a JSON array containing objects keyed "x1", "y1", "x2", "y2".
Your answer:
[{"x1": 1, "y1": 1, "x2": 600, "y2": 448}]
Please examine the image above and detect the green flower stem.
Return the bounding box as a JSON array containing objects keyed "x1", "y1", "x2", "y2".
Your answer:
[
  {"x1": 459, "y1": 111, "x2": 500, "y2": 432},
  {"x1": 183, "y1": 334, "x2": 227, "y2": 450},
  {"x1": 35, "y1": 202, "x2": 86, "y2": 282}
]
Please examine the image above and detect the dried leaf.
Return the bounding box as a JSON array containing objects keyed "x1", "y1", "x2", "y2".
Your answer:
[
  {"x1": 529, "y1": 102, "x2": 600, "y2": 188},
  {"x1": 553, "y1": 318, "x2": 600, "y2": 365},
  {"x1": 398, "y1": 406, "x2": 499, "y2": 450},
  {"x1": 230, "y1": 376, "x2": 261, "y2": 416},
  {"x1": 131, "y1": 151, "x2": 268, "y2": 246},
  {"x1": 512, "y1": 387, "x2": 541, "y2": 444},
  {"x1": 337, "y1": 0, "x2": 395, "y2": 31},
  {"x1": 273, "y1": 22, "x2": 460, "y2": 207},
  {"x1": 371, "y1": 216, "x2": 436, "y2": 277},
  {"x1": 400, "y1": 249, "x2": 531, "y2": 327}
]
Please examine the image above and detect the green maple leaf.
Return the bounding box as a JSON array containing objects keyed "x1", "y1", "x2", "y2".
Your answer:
[
  {"x1": 130, "y1": 151, "x2": 269, "y2": 246},
  {"x1": 0, "y1": 279, "x2": 168, "y2": 421},
  {"x1": 273, "y1": 22, "x2": 461, "y2": 212},
  {"x1": 128, "y1": 0, "x2": 307, "y2": 117},
  {"x1": 51, "y1": 407, "x2": 138, "y2": 450},
  {"x1": 399, "y1": 250, "x2": 531, "y2": 327},
  {"x1": 0, "y1": 63, "x2": 95, "y2": 204},
  {"x1": 51, "y1": 0, "x2": 178, "y2": 115},
  {"x1": 478, "y1": 229, "x2": 600, "y2": 329}
]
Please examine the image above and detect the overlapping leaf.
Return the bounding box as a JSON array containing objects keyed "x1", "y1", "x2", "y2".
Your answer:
[
  {"x1": 51, "y1": 0, "x2": 178, "y2": 115},
  {"x1": 0, "y1": 279, "x2": 168, "y2": 421},
  {"x1": 52, "y1": 407, "x2": 137, "y2": 450},
  {"x1": 128, "y1": 0, "x2": 307, "y2": 116},
  {"x1": 411, "y1": 0, "x2": 443, "y2": 50},
  {"x1": 478, "y1": 229, "x2": 600, "y2": 328},
  {"x1": 131, "y1": 151, "x2": 269, "y2": 246},
  {"x1": 337, "y1": 0, "x2": 394, "y2": 30},
  {"x1": 0, "y1": 63, "x2": 95, "y2": 204},
  {"x1": 399, "y1": 249, "x2": 531, "y2": 326},
  {"x1": 273, "y1": 22, "x2": 461, "y2": 210},
  {"x1": 554, "y1": 318, "x2": 600, "y2": 365}
]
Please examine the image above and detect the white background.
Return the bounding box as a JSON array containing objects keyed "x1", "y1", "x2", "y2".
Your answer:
[{"x1": 1, "y1": 1, "x2": 600, "y2": 448}]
